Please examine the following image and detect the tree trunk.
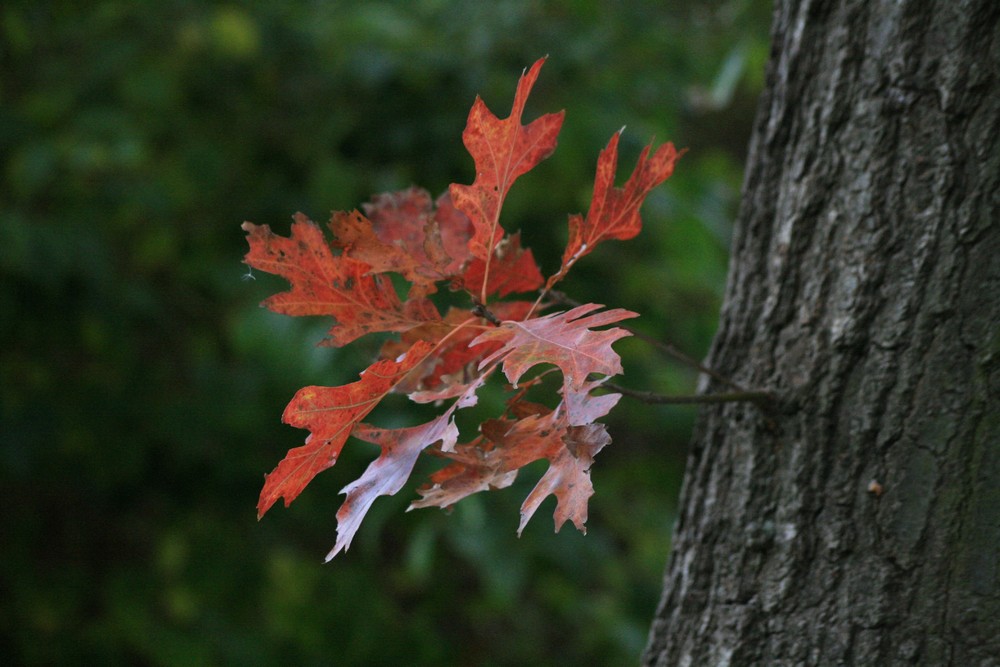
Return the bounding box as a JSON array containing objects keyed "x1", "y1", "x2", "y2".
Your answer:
[{"x1": 643, "y1": 1, "x2": 1000, "y2": 665}]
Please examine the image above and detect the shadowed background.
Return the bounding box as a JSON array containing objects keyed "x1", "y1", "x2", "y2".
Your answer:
[{"x1": 1, "y1": 1, "x2": 769, "y2": 663}]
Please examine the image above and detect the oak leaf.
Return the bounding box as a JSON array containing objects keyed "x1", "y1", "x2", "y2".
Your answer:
[
  {"x1": 482, "y1": 411, "x2": 566, "y2": 472},
  {"x1": 562, "y1": 378, "x2": 622, "y2": 426},
  {"x1": 326, "y1": 375, "x2": 484, "y2": 559},
  {"x1": 458, "y1": 232, "x2": 544, "y2": 298},
  {"x1": 383, "y1": 302, "x2": 534, "y2": 396},
  {"x1": 242, "y1": 215, "x2": 439, "y2": 346},
  {"x1": 472, "y1": 303, "x2": 638, "y2": 390},
  {"x1": 410, "y1": 399, "x2": 612, "y2": 536},
  {"x1": 407, "y1": 436, "x2": 518, "y2": 512},
  {"x1": 518, "y1": 422, "x2": 610, "y2": 536},
  {"x1": 330, "y1": 417, "x2": 459, "y2": 559},
  {"x1": 551, "y1": 132, "x2": 684, "y2": 286},
  {"x1": 360, "y1": 187, "x2": 474, "y2": 287},
  {"x1": 450, "y1": 57, "x2": 565, "y2": 261},
  {"x1": 256, "y1": 341, "x2": 434, "y2": 519},
  {"x1": 328, "y1": 209, "x2": 430, "y2": 295}
]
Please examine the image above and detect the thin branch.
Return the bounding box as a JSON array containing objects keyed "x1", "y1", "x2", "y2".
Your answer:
[{"x1": 602, "y1": 381, "x2": 777, "y2": 409}]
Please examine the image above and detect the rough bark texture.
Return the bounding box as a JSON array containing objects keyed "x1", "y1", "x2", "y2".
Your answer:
[{"x1": 643, "y1": 1, "x2": 1000, "y2": 665}]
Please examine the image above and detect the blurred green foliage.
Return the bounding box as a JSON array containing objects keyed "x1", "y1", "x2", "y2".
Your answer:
[{"x1": 1, "y1": 1, "x2": 770, "y2": 664}]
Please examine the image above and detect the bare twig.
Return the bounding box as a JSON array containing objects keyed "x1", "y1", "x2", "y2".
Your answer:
[{"x1": 601, "y1": 381, "x2": 776, "y2": 409}]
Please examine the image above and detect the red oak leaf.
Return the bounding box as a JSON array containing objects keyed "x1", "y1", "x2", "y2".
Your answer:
[
  {"x1": 450, "y1": 57, "x2": 565, "y2": 261},
  {"x1": 506, "y1": 395, "x2": 553, "y2": 420},
  {"x1": 423, "y1": 191, "x2": 476, "y2": 276},
  {"x1": 328, "y1": 209, "x2": 431, "y2": 295},
  {"x1": 472, "y1": 303, "x2": 638, "y2": 390},
  {"x1": 407, "y1": 436, "x2": 519, "y2": 513},
  {"x1": 384, "y1": 302, "x2": 534, "y2": 396},
  {"x1": 376, "y1": 309, "x2": 487, "y2": 396},
  {"x1": 411, "y1": 402, "x2": 612, "y2": 536},
  {"x1": 361, "y1": 187, "x2": 474, "y2": 283},
  {"x1": 256, "y1": 340, "x2": 434, "y2": 519},
  {"x1": 330, "y1": 416, "x2": 459, "y2": 559},
  {"x1": 408, "y1": 414, "x2": 556, "y2": 514},
  {"x1": 482, "y1": 409, "x2": 611, "y2": 536},
  {"x1": 518, "y1": 423, "x2": 610, "y2": 536},
  {"x1": 551, "y1": 132, "x2": 685, "y2": 286},
  {"x1": 363, "y1": 186, "x2": 436, "y2": 249},
  {"x1": 242, "y1": 215, "x2": 439, "y2": 346},
  {"x1": 483, "y1": 411, "x2": 567, "y2": 471},
  {"x1": 458, "y1": 232, "x2": 544, "y2": 298},
  {"x1": 562, "y1": 378, "x2": 622, "y2": 426}
]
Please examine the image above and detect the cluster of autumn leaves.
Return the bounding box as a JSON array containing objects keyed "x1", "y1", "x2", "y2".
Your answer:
[{"x1": 243, "y1": 58, "x2": 683, "y2": 560}]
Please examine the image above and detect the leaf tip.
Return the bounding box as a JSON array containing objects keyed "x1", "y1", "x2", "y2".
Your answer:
[
  {"x1": 325, "y1": 539, "x2": 349, "y2": 562},
  {"x1": 256, "y1": 487, "x2": 274, "y2": 521}
]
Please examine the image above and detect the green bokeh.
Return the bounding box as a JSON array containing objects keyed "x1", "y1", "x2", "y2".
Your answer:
[{"x1": 1, "y1": 1, "x2": 770, "y2": 664}]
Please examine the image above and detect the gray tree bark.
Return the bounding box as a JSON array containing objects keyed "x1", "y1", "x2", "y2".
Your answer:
[{"x1": 643, "y1": 1, "x2": 1000, "y2": 665}]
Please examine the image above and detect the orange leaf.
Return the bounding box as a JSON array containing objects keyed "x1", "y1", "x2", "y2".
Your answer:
[
  {"x1": 256, "y1": 340, "x2": 434, "y2": 519},
  {"x1": 553, "y1": 133, "x2": 684, "y2": 285},
  {"x1": 242, "y1": 215, "x2": 439, "y2": 346},
  {"x1": 450, "y1": 57, "x2": 565, "y2": 260}
]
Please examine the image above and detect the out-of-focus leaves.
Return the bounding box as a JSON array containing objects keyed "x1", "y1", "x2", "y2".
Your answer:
[{"x1": 0, "y1": 1, "x2": 771, "y2": 664}]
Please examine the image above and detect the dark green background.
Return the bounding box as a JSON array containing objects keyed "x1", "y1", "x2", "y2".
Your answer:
[{"x1": 1, "y1": 2, "x2": 770, "y2": 664}]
